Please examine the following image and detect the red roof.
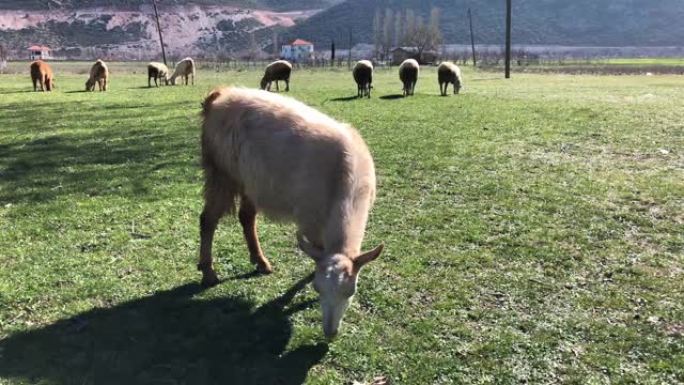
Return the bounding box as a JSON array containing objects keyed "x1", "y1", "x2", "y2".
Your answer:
[
  {"x1": 28, "y1": 45, "x2": 50, "y2": 51},
  {"x1": 291, "y1": 39, "x2": 313, "y2": 46}
]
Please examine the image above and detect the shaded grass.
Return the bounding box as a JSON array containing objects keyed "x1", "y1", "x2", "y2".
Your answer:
[{"x1": 0, "y1": 66, "x2": 683, "y2": 384}]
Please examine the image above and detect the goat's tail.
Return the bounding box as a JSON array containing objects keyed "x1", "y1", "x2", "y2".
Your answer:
[{"x1": 202, "y1": 88, "x2": 222, "y2": 118}]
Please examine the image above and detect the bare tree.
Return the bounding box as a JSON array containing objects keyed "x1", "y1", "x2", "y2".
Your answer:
[
  {"x1": 403, "y1": 9, "x2": 442, "y2": 62},
  {"x1": 272, "y1": 30, "x2": 279, "y2": 58},
  {"x1": 394, "y1": 10, "x2": 403, "y2": 48},
  {"x1": 382, "y1": 8, "x2": 394, "y2": 59},
  {"x1": 403, "y1": 9, "x2": 416, "y2": 46},
  {"x1": 0, "y1": 44, "x2": 6, "y2": 73},
  {"x1": 373, "y1": 9, "x2": 382, "y2": 59}
]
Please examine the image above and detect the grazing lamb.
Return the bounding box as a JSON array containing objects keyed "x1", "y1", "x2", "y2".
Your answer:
[
  {"x1": 260, "y1": 60, "x2": 292, "y2": 92},
  {"x1": 30, "y1": 60, "x2": 55, "y2": 92},
  {"x1": 399, "y1": 59, "x2": 419, "y2": 97},
  {"x1": 147, "y1": 62, "x2": 169, "y2": 87},
  {"x1": 353, "y1": 60, "x2": 374, "y2": 98},
  {"x1": 199, "y1": 87, "x2": 383, "y2": 338},
  {"x1": 85, "y1": 59, "x2": 109, "y2": 92},
  {"x1": 169, "y1": 57, "x2": 195, "y2": 86},
  {"x1": 438, "y1": 62, "x2": 463, "y2": 96}
]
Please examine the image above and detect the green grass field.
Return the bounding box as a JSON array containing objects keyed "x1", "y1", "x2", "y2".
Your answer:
[{"x1": 1, "y1": 64, "x2": 683, "y2": 384}]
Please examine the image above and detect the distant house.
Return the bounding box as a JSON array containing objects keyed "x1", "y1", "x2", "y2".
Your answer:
[
  {"x1": 280, "y1": 39, "x2": 314, "y2": 62},
  {"x1": 391, "y1": 47, "x2": 437, "y2": 65},
  {"x1": 28, "y1": 45, "x2": 51, "y2": 60}
]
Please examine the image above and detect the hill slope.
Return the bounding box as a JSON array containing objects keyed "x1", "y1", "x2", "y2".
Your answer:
[
  {"x1": 284, "y1": 0, "x2": 684, "y2": 47},
  {"x1": 0, "y1": 0, "x2": 342, "y2": 11},
  {"x1": 0, "y1": 1, "x2": 342, "y2": 59}
]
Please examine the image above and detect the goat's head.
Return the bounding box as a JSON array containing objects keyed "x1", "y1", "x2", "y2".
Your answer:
[
  {"x1": 298, "y1": 234, "x2": 383, "y2": 339},
  {"x1": 259, "y1": 77, "x2": 269, "y2": 90},
  {"x1": 85, "y1": 78, "x2": 94, "y2": 91}
]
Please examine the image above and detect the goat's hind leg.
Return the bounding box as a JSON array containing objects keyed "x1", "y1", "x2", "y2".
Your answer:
[
  {"x1": 239, "y1": 196, "x2": 273, "y2": 274},
  {"x1": 198, "y1": 180, "x2": 233, "y2": 287}
]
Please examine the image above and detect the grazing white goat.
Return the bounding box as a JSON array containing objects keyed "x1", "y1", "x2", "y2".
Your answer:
[
  {"x1": 169, "y1": 57, "x2": 195, "y2": 85},
  {"x1": 438, "y1": 62, "x2": 463, "y2": 96},
  {"x1": 399, "y1": 59, "x2": 419, "y2": 96},
  {"x1": 199, "y1": 87, "x2": 383, "y2": 338},
  {"x1": 353, "y1": 60, "x2": 374, "y2": 98}
]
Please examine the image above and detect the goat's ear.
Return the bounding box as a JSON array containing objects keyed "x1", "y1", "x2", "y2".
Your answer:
[
  {"x1": 297, "y1": 233, "x2": 323, "y2": 261},
  {"x1": 353, "y1": 244, "x2": 384, "y2": 271}
]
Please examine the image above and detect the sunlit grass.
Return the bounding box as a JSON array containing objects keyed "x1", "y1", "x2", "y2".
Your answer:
[{"x1": 1, "y1": 65, "x2": 683, "y2": 384}]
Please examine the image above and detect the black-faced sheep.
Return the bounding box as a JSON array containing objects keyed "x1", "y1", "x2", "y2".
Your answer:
[
  {"x1": 199, "y1": 87, "x2": 383, "y2": 338},
  {"x1": 353, "y1": 60, "x2": 373, "y2": 98},
  {"x1": 260, "y1": 60, "x2": 292, "y2": 92},
  {"x1": 148, "y1": 62, "x2": 169, "y2": 87},
  {"x1": 85, "y1": 59, "x2": 109, "y2": 92},
  {"x1": 170, "y1": 57, "x2": 195, "y2": 86},
  {"x1": 399, "y1": 59, "x2": 419, "y2": 97},
  {"x1": 438, "y1": 62, "x2": 463, "y2": 96}
]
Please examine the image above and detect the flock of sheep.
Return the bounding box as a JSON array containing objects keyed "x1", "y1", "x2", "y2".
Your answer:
[
  {"x1": 29, "y1": 56, "x2": 464, "y2": 97},
  {"x1": 25, "y1": 55, "x2": 464, "y2": 338}
]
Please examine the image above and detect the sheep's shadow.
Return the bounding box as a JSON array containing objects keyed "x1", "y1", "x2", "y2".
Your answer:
[
  {"x1": 379, "y1": 94, "x2": 405, "y2": 100},
  {"x1": 0, "y1": 89, "x2": 35, "y2": 95},
  {"x1": 0, "y1": 273, "x2": 326, "y2": 385},
  {"x1": 329, "y1": 95, "x2": 361, "y2": 102},
  {"x1": 64, "y1": 90, "x2": 89, "y2": 94}
]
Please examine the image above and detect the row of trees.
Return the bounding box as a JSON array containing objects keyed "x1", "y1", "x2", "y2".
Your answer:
[{"x1": 372, "y1": 7, "x2": 443, "y2": 60}]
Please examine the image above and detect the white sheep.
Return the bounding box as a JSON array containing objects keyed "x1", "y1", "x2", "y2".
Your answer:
[
  {"x1": 199, "y1": 87, "x2": 383, "y2": 338},
  {"x1": 438, "y1": 62, "x2": 463, "y2": 95},
  {"x1": 399, "y1": 59, "x2": 419, "y2": 96},
  {"x1": 353, "y1": 60, "x2": 374, "y2": 98},
  {"x1": 85, "y1": 59, "x2": 109, "y2": 92},
  {"x1": 169, "y1": 57, "x2": 195, "y2": 86}
]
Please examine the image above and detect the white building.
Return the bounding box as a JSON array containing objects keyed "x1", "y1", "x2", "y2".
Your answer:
[
  {"x1": 280, "y1": 39, "x2": 314, "y2": 62},
  {"x1": 28, "y1": 45, "x2": 51, "y2": 60}
]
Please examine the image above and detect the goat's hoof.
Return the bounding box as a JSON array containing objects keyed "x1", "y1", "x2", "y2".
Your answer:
[
  {"x1": 201, "y1": 271, "x2": 220, "y2": 287},
  {"x1": 256, "y1": 263, "x2": 273, "y2": 275}
]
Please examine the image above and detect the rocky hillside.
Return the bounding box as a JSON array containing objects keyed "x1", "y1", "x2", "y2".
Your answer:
[{"x1": 0, "y1": 1, "x2": 341, "y2": 60}]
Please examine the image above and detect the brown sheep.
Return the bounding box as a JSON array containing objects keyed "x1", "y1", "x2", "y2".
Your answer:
[
  {"x1": 147, "y1": 62, "x2": 169, "y2": 87},
  {"x1": 199, "y1": 87, "x2": 383, "y2": 338},
  {"x1": 438, "y1": 62, "x2": 463, "y2": 96},
  {"x1": 30, "y1": 60, "x2": 55, "y2": 92},
  {"x1": 260, "y1": 60, "x2": 292, "y2": 92},
  {"x1": 399, "y1": 59, "x2": 419, "y2": 97},
  {"x1": 353, "y1": 60, "x2": 373, "y2": 98},
  {"x1": 85, "y1": 59, "x2": 109, "y2": 92}
]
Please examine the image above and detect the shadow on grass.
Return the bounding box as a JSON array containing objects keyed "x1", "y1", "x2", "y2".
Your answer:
[
  {"x1": 0, "y1": 100, "x2": 200, "y2": 203},
  {"x1": 0, "y1": 273, "x2": 326, "y2": 385},
  {"x1": 329, "y1": 95, "x2": 360, "y2": 102},
  {"x1": 379, "y1": 94, "x2": 405, "y2": 100},
  {"x1": 0, "y1": 89, "x2": 35, "y2": 95}
]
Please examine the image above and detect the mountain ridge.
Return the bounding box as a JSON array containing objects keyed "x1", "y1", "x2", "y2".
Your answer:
[{"x1": 284, "y1": 0, "x2": 684, "y2": 48}]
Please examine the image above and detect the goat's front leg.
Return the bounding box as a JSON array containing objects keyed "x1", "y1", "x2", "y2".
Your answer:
[{"x1": 239, "y1": 197, "x2": 273, "y2": 274}]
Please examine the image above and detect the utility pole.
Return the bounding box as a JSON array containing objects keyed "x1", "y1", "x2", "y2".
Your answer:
[
  {"x1": 331, "y1": 40, "x2": 335, "y2": 66},
  {"x1": 152, "y1": 0, "x2": 167, "y2": 66},
  {"x1": 347, "y1": 28, "x2": 352, "y2": 69},
  {"x1": 468, "y1": 8, "x2": 476, "y2": 66},
  {"x1": 505, "y1": 0, "x2": 512, "y2": 78}
]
